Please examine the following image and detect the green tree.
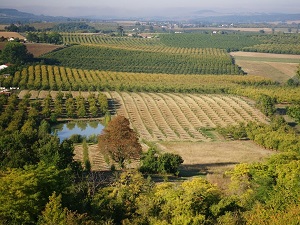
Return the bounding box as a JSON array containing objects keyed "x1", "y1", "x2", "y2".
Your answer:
[
  {"x1": 38, "y1": 192, "x2": 67, "y2": 225},
  {"x1": 104, "y1": 111, "x2": 111, "y2": 126},
  {"x1": 39, "y1": 191, "x2": 95, "y2": 225},
  {"x1": 256, "y1": 94, "x2": 276, "y2": 116},
  {"x1": 26, "y1": 32, "x2": 39, "y2": 42},
  {"x1": 117, "y1": 26, "x2": 124, "y2": 36},
  {"x1": 157, "y1": 153, "x2": 183, "y2": 175},
  {"x1": 287, "y1": 105, "x2": 300, "y2": 122},
  {"x1": 38, "y1": 120, "x2": 51, "y2": 138},
  {"x1": 140, "y1": 148, "x2": 184, "y2": 175},
  {"x1": 82, "y1": 140, "x2": 91, "y2": 171},
  {"x1": 47, "y1": 32, "x2": 63, "y2": 44},
  {"x1": 98, "y1": 115, "x2": 142, "y2": 169},
  {"x1": 1, "y1": 41, "x2": 33, "y2": 65},
  {"x1": 0, "y1": 164, "x2": 71, "y2": 224},
  {"x1": 98, "y1": 93, "x2": 108, "y2": 115},
  {"x1": 66, "y1": 98, "x2": 76, "y2": 118},
  {"x1": 92, "y1": 170, "x2": 152, "y2": 224}
]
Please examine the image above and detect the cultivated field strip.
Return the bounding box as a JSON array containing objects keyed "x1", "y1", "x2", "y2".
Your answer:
[
  {"x1": 74, "y1": 144, "x2": 110, "y2": 171},
  {"x1": 106, "y1": 92, "x2": 268, "y2": 142}
]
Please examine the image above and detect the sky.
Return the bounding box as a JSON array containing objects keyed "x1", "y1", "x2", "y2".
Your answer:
[{"x1": 1, "y1": 0, "x2": 300, "y2": 18}]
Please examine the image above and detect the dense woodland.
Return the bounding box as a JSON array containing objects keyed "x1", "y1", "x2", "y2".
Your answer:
[{"x1": 0, "y1": 27, "x2": 300, "y2": 224}]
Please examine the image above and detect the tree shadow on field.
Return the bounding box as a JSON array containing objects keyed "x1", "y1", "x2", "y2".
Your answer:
[
  {"x1": 179, "y1": 162, "x2": 239, "y2": 178},
  {"x1": 107, "y1": 98, "x2": 120, "y2": 116},
  {"x1": 37, "y1": 57, "x2": 61, "y2": 65}
]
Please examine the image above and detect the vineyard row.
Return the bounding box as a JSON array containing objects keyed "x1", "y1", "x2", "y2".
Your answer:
[
  {"x1": 43, "y1": 45, "x2": 242, "y2": 75},
  {"x1": 105, "y1": 92, "x2": 268, "y2": 142},
  {"x1": 5, "y1": 65, "x2": 260, "y2": 92}
]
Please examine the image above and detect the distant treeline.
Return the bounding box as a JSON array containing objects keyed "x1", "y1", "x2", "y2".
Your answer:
[
  {"x1": 26, "y1": 32, "x2": 63, "y2": 44},
  {"x1": 5, "y1": 23, "x2": 36, "y2": 32}
]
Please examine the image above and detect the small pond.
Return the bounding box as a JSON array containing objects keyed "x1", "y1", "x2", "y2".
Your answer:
[{"x1": 51, "y1": 120, "x2": 104, "y2": 142}]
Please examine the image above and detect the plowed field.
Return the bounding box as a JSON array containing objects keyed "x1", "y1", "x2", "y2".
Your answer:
[{"x1": 105, "y1": 92, "x2": 268, "y2": 142}]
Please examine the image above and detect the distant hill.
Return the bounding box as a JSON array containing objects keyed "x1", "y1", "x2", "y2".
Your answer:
[
  {"x1": 191, "y1": 13, "x2": 300, "y2": 24},
  {"x1": 0, "y1": 8, "x2": 71, "y2": 23},
  {"x1": 1, "y1": 8, "x2": 300, "y2": 24}
]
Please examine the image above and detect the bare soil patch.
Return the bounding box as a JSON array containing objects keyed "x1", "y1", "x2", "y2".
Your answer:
[
  {"x1": 25, "y1": 43, "x2": 63, "y2": 57},
  {"x1": 0, "y1": 41, "x2": 61, "y2": 57}
]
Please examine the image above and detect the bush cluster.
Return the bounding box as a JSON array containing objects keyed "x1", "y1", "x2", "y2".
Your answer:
[{"x1": 139, "y1": 148, "x2": 184, "y2": 175}]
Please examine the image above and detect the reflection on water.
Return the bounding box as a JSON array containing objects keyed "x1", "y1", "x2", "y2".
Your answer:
[{"x1": 51, "y1": 120, "x2": 104, "y2": 142}]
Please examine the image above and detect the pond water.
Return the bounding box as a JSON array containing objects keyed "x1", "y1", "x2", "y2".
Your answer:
[{"x1": 51, "y1": 120, "x2": 104, "y2": 142}]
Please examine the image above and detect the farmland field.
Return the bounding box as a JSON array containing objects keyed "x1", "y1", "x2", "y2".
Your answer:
[
  {"x1": 104, "y1": 92, "x2": 268, "y2": 141},
  {"x1": 159, "y1": 140, "x2": 274, "y2": 187},
  {"x1": 43, "y1": 44, "x2": 242, "y2": 75},
  {"x1": 0, "y1": 25, "x2": 7, "y2": 30},
  {"x1": 19, "y1": 90, "x2": 269, "y2": 142},
  {"x1": 0, "y1": 42, "x2": 61, "y2": 57},
  {"x1": 0, "y1": 31, "x2": 25, "y2": 39},
  {"x1": 172, "y1": 27, "x2": 274, "y2": 33},
  {"x1": 24, "y1": 43, "x2": 63, "y2": 57},
  {"x1": 74, "y1": 140, "x2": 274, "y2": 178},
  {"x1": 231, "y1": 51, "x2": 300, "y2": 82}
]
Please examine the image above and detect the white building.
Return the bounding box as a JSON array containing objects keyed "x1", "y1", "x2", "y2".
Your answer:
[{"x1": 0, "y1": 65, "x2": 8, "y2": 71}]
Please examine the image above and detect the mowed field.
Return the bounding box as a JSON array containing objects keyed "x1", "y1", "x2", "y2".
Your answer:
[
  {"x1": 74, "y1": 141, "x2": 274, "y2": 185},
  {"x1": 231, "y1": 51, "x2": 300, "y2": 82},
  {"x1": 159, "y1": 141, "x2": 274, "y2": 187}
]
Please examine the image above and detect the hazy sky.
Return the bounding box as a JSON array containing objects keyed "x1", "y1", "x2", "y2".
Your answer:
[{"x1": 1, "y1": 0, "x2": 300, "y2": 17}]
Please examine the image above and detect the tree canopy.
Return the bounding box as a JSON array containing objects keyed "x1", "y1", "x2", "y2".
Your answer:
[
  {"x1": 98, "y1": 115, "x2": 142, "y2": 168},
  {"x1": 1, "y1": 42, "x2": 33, "y2": 65}
]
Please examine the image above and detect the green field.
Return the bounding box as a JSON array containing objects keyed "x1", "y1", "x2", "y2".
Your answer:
[{"x1": 43, "y1": 44, "x2": 242, "y2": 75}]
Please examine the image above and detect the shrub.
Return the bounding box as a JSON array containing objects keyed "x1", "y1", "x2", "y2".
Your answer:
[
  {"x1": 140, "y1": 149, "x2": 184, "y2": 175},
  {"x1": 157, "y1": 153, "x2": 184, "y2": 175},
  {"x1": 68, "y1": 134, "x2": 83, "y2": 143}
]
